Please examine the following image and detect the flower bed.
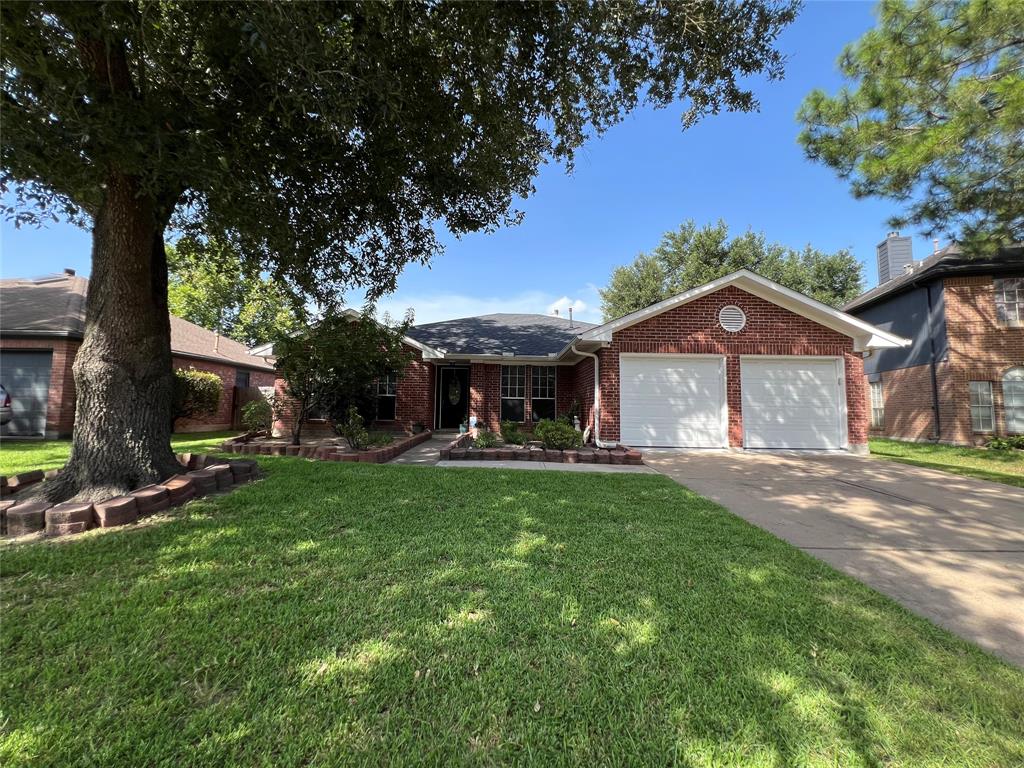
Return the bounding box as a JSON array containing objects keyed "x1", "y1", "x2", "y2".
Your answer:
[
  {"x1": 219, "y1": 429, "x2": 433, "y2": 464},
  {"x1": 0, "y1": 454, "x2": 259, "y2": 540},
  {"x1": 440, "y1": 438, "x2": 643, "y2": 466}
]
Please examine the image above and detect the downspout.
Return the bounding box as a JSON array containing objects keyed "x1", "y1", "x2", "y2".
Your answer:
[
  {"x1": 571, "y1": 343, "x2": 617, "y2": 448},
  {"x1": 924, "y1": 283, "x2": 943, "y2": 441}
]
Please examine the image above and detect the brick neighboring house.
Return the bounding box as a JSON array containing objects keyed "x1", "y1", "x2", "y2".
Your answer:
[
  {"x1": 845, "y1": 240, "x2": 1024, "y2": 445},
  {"x1": 0, "y1": 271, "x2": 276, "y2": 437},
  {"x1": 276, "y1": 270, "x2": 907, "y2": 452}
]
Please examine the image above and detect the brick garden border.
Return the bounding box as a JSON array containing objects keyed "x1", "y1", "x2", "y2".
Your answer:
[
  {"x1": 440, "y1": 433, "x2": 643, "y2": 466},
  {"x1": 218, "y1": 429, "x2": 433, "y2": 464},
  {"x1": 1, "y1": 454, "x2": 260, "y2": 540}
]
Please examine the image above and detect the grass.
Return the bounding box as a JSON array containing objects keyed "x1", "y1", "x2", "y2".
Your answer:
[
  {"x1": 2, "y1": 462, "x2": 1022, "y2": 767},
  {"x1": 870, "y1": 437, "x2": 1024, "y2": 488},
  {"x1": 0, "y1": 432, "x2": 241, "y2": 476}
]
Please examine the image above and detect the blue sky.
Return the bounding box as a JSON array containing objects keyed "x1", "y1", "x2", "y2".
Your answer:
[{"x1": 1, "y1": 2, "x2": 942, "y2": 324}]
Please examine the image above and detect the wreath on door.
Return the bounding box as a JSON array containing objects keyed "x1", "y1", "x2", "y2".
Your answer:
[{"x1": 447, "y1": 378, "x2": 462, "y2": 405}]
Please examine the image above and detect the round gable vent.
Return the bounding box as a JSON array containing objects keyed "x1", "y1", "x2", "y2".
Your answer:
[{"x1": 718, "y1": 305, "x2": 746, "y2": 332}]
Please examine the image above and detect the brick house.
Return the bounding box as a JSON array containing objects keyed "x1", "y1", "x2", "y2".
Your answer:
[
  {"x1": 278, "y1": 270, "x2": 907, "y2": 452},
  {"x1": 0, "y1": 271, "x2": 276, "y2": 437},
  {"x1": 845, "y1": 240, "x2": 1024, "y2": 445}
]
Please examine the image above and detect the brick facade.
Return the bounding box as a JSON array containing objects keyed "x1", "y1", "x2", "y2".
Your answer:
[
  {"x1": 868, "y1": 276, "x2": 1024, "y2": 445},
  {"x1": 593, "y1": 285, "x2": 866, "y2": 448},
  {"x1": 0, "y1": 337, "x2": 274, "y2": 437}
]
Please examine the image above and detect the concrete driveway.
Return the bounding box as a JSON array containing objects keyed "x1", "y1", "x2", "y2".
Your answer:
[{"x1": 644, "y1": 450, "x2": 1024, "y2": 667}]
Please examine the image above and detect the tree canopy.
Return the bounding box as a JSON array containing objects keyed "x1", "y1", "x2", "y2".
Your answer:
[
  {"x1": 600, "y1": 220, "x2": 864, "y2": 319},
  {"x1": 167, "y1": 237, "x2": 299, "y2": 348},
  {"x1": 797, "y1": 0, "x2": 1024, "y2": 253}
]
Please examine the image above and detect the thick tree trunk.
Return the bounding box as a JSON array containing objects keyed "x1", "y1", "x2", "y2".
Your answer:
[{"x1": 38, "y1": 175, "x2": 183, "y2": 502}]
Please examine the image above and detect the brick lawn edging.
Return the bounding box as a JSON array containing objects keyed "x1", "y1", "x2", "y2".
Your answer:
[
  {"x1": 0, "y1": 454, "x2": 259, "y2": 540},
  {"x1": 440, "y1": 435, "x2": 643, "y2": 466},
  {"x1": 218, "y1": 429, "x2": 433, "y2": 464}
]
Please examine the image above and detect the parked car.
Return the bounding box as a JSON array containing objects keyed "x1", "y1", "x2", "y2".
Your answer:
[{"x1": 0, "y1": 384, "x2": 11, "y2": 425}]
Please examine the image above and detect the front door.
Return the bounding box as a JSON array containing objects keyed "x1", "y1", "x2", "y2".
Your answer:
[{"x1": 438, "y1": 367, "x2": 470, "y2": 429}]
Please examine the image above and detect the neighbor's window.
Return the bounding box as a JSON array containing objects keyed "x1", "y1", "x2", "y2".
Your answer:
[
  {"x1": 995, "y1": 277, "x2": 1024, "y2": 326},
  {"x1": 376, "y1": 372, "x2": 397, "y2": 421},
  {"x1": 969, "y1": 381, "x2": 994, "y2": 432},
  {"x1": 869, "y1": 381, "x2": 884, "y2": 429},
  {"x1": 235, "y1": 370, "x2": 250, "y2": 388},
  {"x1": 531, "y1": 366, "x2": 556, "y2": 422},
  {"x1": 1004, "y1": 367, "x2": 1024, "y2": 434},
  {"x1": 500, "y1": 365, "x2": 525, "y2": 422}
]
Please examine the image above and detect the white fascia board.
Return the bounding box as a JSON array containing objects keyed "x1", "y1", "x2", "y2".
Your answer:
[{"x1": 578, "y1": 269, "x2": 911, "y2": 350}]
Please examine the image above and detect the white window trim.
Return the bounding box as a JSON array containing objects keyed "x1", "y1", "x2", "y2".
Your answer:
[
  {"x1": 530, "y1": 366, "x2": 556, "y2": 421},
  {"x1": 870, "y1": 381, "x2": 884, "y2": 429},
  {"x1": 994, "y1": 277, "x2": 1024, "y2": 327},
  {"x1": 969, "y1": 381, "x2": 995, "y2": 433},
  {"x1": 500, "y1": 365, "x2": 526, "y2": 422},
  {"x1": 1003, "y1": 367, "x2": 1024, "y2": 434}
]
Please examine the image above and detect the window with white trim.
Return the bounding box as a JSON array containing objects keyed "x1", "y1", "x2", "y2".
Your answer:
[
  {"x1": 869, "y1": 381, "x2": 884, "y2": 429},
  {"x1": 375, "y1": 372, "x2": 397, "y2": 420},
  {"x1": 531, "y1": 366, "x2": 556, "y2": 422},
  {"x1": 500, "y1": 365, "x2": 525, "y2": 422},
  {"x1": 995, "y1": 277, "x2": 1024, "y2": 326},
  {"x1": 1004, "y1": 367, "x2": 1024, "y2": 434},
  {"x1": 969, "y1": 381, "x2": 994, "y2": 432}
]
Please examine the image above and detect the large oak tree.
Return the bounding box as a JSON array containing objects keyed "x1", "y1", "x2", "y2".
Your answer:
[{"x1": 2, "y1": 0, "x2": 797, "y2": 500}]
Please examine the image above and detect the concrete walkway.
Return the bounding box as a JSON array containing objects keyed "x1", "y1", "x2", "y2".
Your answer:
[
  {"x1": 387, "y1": 435, "x2": 451, "y2": 465},
  {"x1": 644, "y1": 450, "x2": 1024, "y2": 667}
]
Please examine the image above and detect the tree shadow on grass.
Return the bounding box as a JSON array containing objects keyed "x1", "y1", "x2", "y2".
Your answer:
[{"x1": 1, "y1": 459, "x2": 1023, "y2": 766}]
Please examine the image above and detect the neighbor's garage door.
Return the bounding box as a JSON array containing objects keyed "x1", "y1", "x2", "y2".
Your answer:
[
  {"x1": 740, "y1": 357, "x2": 844, "y2": 449},
  {"x1": 620, "y1": 355, "x2": 727, "y2": 447},
  {"x1": 0, "y1": 350, "x2": 53, "y2": 436}
]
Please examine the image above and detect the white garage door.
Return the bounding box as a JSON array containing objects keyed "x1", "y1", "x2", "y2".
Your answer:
[
  {"x1": 0, "y1": 350, "x2": 53, "y2": 437},
  {"x1": 620, "y1": 355, "x2": 727, "y2": 447},
  {"x1": 741, "y1": 358, "x2": 844, "y2": 449}
]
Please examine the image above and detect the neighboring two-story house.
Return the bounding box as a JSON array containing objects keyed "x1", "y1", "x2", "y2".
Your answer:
[{"x1": 845, "y1": 235, "x2": 1024, "y2": 445}]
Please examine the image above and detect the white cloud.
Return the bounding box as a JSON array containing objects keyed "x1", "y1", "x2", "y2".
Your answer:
[{"x1": 372, "y1": 285, "x2": 602, "y2": 326}]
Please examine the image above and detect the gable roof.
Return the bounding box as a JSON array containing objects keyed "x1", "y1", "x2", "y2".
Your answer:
[
  {"x1": 406, "y1": 313, "x2": 595, "y2": 358},
  {"x1": 0, "y1": 273, "x2": 275, "y2": 372},
  {"x1": 844, "y1": 244, "x2": 1024, "y2": 312},
  {"x1": 577, "y1": 269, "x2": 909, "y2": 352}
]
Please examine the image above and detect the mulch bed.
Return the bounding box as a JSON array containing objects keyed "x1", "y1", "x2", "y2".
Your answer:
[{"x1": 219, "y1": 430, "x2": 433, "y2": 464}]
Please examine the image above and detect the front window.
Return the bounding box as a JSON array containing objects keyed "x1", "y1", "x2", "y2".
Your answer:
[
  {"x1": 869, "y1": 381, "x2": 884, "y2": 429},
  {"x1": 235, "y1": 370, "x2": 251, "y2": 388},
  {"x1": 376, "y1": 372, "x2": 397, "y2": 420},
  {"x1": 995, "y1": 277, "x2": 1024, "y2": 326},
  {"x1": 531, "y1": 367, "x2": 556, "y2": 422},
  {"x1": 500, "y1": 365, "x2": 525, "y2": 422},
  {"x1": 969, "y1": 381, "x2": 994, "y2": 432},
  {"x1": 1004, "y1": 368, "x2": 1024, "y2": 434}
]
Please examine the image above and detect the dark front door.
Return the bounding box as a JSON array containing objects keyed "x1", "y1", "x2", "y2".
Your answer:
[{"x1": 438, "y1": 367, "x2": 469, "y2": 429}]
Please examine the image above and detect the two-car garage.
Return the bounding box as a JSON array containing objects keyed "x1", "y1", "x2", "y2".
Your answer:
[{"x1": 618, "y1": 354, "x2": 847, "y2": 450}]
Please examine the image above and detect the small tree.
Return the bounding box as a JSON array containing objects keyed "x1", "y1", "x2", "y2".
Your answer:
[
  {"x1": 171, "y1": 368, "x2": 222, "y2": 430},
  {"x1": 273, "y1": 310, "x2": 413, "y2": 445},
  {"x1": 241, "y1": 398, "x2": 273, "y2": 434},
  {"x1": 336, "y1": 406, "x2": 370, "y2": 451}
]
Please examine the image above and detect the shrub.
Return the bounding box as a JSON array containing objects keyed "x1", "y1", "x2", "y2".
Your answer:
[
  {"x1": 336, "y1": 405, "x2": 370, "y2": 450},
  {"x1": 366, "y1": 431, "x2": 394, "y2": 447},
  {"x1": 241, "y1": 398, "x2": 273, "y2": 433},
  {"x1": 987, "y1": 436, "x2": 1024, "y2": 450},
  {"x1": 500, "y1": 420, "x2": 526, "y2": 446},
  {"x1": 474, "y1": 430, "x2": 500, "y2": 449},
  {"x1": 171, "y1": 368, "x2": 222, "y2": 428},
  {"x1": 534, "y1": 418, "x2": 582, "y2": 450}
]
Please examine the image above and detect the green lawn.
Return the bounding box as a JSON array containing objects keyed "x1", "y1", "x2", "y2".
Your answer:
[
  {"x1": 0, "y1": 432, "x2": 241, "y2": 476},
  {"x1": 870, "y1": 437, "x2": 1024, "y2": 488},
  {"x1": 2, "y1": 462, "x2": 1022, "y2": 767}
]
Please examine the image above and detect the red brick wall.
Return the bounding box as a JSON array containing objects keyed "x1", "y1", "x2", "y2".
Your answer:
[
  {"x1": 383, "y1": 352, "x2": 435, "y2": 431},
  {"x1": 0, "y1": 337, "x2": 80, "y2": 437},
  {"x1": 575, "y1": 357, "x2": 596, "y2": 433},
  {"x1": 172, "y1": 358, "x2": 276, "y2": 432},
  {"x1": 556, "y1": 365, "x2": 576, "y2": 421},
  {"x1": 868, "y1": 364, "x2": 937, "y2": 441},
  {"x1": 470, "y1": 362, "x2": 501, "y2": 432},
  {"x1": 597, "y1": 285, "x2": 865, "y2": 448}
]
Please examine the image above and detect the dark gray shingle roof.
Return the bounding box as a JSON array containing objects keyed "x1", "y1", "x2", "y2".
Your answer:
[
  {"x1": 845, "y1": 244, "x2": 1024, "y2": 312},
  {"x1": 406, "y1": 313, "x2": 595, "y2": 357}
]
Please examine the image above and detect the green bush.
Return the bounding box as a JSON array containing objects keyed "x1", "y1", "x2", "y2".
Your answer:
[
  {"x1": 336, "y1": 405, "x2": 369, "y2": 450},
  {"x1": 474, "y1": 430, "x2": 499, "y2": 449},
  {"x1": 241, "y1": 398, "x2": 273, "y2": 432},
  {"x1": 500, "y1": 420, "x2": 526, "y2": 446},
  {"x1": 366, "y1": 431, "x2": 394, "y2": 447},
  {"x1": 534, "y1": 418, "x2": 582, "y2": 450},
  {"x1": 987, "y1": 435, "x2": 1024, "y2": 450},
  {"x1": 171, "y1": 368, "x2": 222, "y2": 427}
]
